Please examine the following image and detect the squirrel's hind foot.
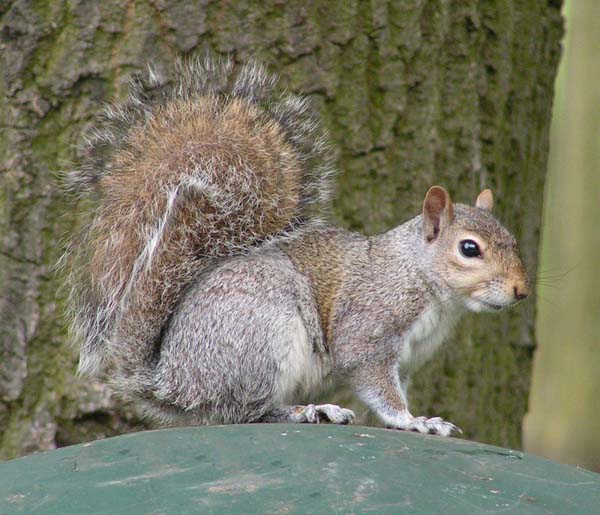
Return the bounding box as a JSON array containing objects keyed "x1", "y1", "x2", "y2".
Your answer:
[
  {"x1": 308, "y1": 404, "x2": 356, "y2": 424},
  {"x1": 260, "y1": 404, "x2": 355, "y2": 425}
]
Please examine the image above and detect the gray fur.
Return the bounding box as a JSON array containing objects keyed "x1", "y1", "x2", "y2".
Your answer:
[
  {"x1": 105, "y1": 201, "x2": 525, "y2": 433},
  {"x1": 66, "y1": 58, "x2": 528, "y2": 435},
  {"x1": 144, "y1": 247, "x2": 329, "y2": 425}
]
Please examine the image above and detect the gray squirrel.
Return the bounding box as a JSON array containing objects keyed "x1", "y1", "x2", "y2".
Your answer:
[{"x1": 65, "y1": 57, "x2": 529, "y2": 436}]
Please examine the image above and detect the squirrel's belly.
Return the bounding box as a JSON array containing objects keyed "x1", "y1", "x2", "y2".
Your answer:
[
  {"x1": 398, "y1": 302, "x2": 461, "y2": 371},
  {"x1": 275, "y1": 314, "x2": 330, "y2": 404}
]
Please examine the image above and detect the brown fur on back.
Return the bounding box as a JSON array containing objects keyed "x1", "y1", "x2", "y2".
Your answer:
[{"x1": 281, "y1": 227, "x2": 369, "y2": 347}]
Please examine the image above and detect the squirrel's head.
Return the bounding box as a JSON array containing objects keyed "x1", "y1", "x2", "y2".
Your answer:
[{"x1": 422, "y1": 186, "x2": 529, "y2": 312}]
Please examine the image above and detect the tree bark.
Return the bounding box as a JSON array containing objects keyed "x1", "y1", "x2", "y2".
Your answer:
[{"x1": 0, "y1": 0, "x2": 563, "y2": 459}]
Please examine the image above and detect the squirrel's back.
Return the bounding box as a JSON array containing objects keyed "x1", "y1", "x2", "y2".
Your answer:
[{"x1": 65, "y1": 57, "x2": 335, "y2": 392}]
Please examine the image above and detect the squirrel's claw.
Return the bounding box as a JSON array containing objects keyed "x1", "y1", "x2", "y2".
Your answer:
[
  {"x1": 387, "y1": 414, "x2": 462, "y2": 437},
  {"x1": 408, "y1": 416, "x2": 462, "y2": 437}
]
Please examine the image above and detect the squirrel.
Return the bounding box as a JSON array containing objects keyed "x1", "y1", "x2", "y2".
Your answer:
[{"x1": 65, "y1": 56, "x2": 530, "y2": 436}]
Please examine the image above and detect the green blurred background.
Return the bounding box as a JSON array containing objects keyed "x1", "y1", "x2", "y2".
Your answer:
[{"x1": 524, "y1": 0, "x2": 600, "y2": 472}]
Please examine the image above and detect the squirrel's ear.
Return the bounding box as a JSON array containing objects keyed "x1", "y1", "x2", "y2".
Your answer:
[
  {"x1": 475, "y1": 189, "x2": 494, "y2": 211},
  {"x1": 423, "y1": 186, "x2": 454, "y2": 242}
]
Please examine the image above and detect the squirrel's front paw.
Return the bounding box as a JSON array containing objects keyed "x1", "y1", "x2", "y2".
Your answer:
[
  {"x1": 407, "y1": 416, "x2": 462, "y2": 436},
  {"x1": 386, "y1": 412, "x2": 462, "y2": 436}
]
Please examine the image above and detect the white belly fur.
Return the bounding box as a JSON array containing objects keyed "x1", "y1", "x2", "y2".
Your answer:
[{"x1": 275, "y1": 314, "x2": 328, "y2": 404}]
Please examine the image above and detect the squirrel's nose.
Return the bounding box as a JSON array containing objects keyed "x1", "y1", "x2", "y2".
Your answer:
[{"x1": 513, "y1": 284, "x2": 529, "y2": 301}]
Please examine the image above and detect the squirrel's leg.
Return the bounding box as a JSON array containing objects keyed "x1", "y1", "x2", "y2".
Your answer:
[
  {"x1": 351, "y1": 360, "x2": 461, "y2": 436},
  {"x1": 259, "y1": 404, "x2": 355, "y2": 425}
]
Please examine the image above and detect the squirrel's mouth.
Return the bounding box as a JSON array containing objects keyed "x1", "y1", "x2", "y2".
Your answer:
[
  {"x1": 479, "y1": 300, "x2": 503, "y2": 311},
  {"x1": 464, "y1": 297, "x2": 506, "y2": 313}
]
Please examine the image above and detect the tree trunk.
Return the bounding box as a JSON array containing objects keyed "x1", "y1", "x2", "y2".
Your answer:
[
  {"x1": 524, "y1": 0, "x2": 600, "y2": 472},
  {"x1": 0, "y1": 0, "x2": 563, "y2": 459}
]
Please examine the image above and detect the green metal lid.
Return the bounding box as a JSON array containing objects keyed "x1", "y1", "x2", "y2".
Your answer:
[{"x1": 1, "y1": 425, "x2": 598, "y2": 514}]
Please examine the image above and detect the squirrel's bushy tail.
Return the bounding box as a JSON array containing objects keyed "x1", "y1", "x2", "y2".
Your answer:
[{"x1": 65, "y1": 56, "x2": 335, "y2": 396}]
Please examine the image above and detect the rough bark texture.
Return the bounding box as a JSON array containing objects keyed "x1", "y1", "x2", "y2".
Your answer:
[{"x1": 0, "y1": 0, "x2": 563, "y2": 459}]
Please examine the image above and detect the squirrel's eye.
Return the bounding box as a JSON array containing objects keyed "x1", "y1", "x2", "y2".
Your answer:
[{"x1": 459, "y1": 239, "x2": 481, "y2": 258}]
